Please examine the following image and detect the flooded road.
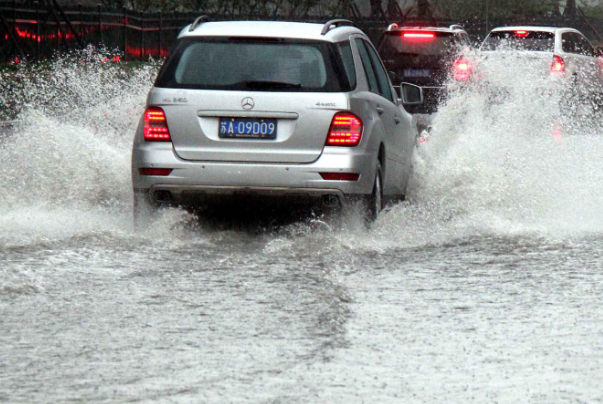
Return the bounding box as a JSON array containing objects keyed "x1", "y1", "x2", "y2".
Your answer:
[{"x1": 2, "y1": 56, "x2": 603, "y2": 403}]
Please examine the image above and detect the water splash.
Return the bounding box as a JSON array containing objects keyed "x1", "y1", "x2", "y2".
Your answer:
[
  {"x1": 1, "y1": 50, "x2": 602, "y2": 250},
  {"x1": 372, "y1": 51, "x2": 603, "y2": 246},
  {"x1": 0, "y1": 52, "x2": 164, "y2": 247}
]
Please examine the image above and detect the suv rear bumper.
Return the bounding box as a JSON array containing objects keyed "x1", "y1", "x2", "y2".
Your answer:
[
  {"x1": 132, "y1": 143, "x2": 376, "y2": 205},
  {"x1": 146, "y1": 185, "x2": 346, "y2": 206}
]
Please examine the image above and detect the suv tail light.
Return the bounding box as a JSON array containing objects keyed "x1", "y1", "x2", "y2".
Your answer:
[
  {"x1": 326, "y1": 112, "x2": 363, "y2": 147},
  {"x1": 454, "y1": 56, "x2": 473, "y2": 81},
  {"x1": 138, "y1": 168, "x2": 173, "y2": 176},
  {"x1": 551, "y1": 55, "x2": 565, "y2": 74},
  {"x1": 319, "y1": 173, "x2": 360, "y2": 181},
  {"x1": 143, "y1": 107, "x2": 171, "y2": 141}
]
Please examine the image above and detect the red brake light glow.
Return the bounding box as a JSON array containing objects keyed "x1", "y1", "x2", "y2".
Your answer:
[
  {"x1": 326, "y1": 112, "x2": 363, "y2": 147},
  {"x1": 138, "y1": 168, "x2": 173, "y2": 176},
  {"x1": 454, "y1": 56, "x2": 473, "y2": 81},
  {"x1": 515, "y1": 30, "x2": 528, "y2": 37},
  {"x1": 403, "y1": 31, "x2": 435, "y2": 40},
  {"x1": 143, "y1": 107, "x2": 171, "y2": 141},
  {"x1": 551, "y1": 55, "x2": 565, "y2": 74}
]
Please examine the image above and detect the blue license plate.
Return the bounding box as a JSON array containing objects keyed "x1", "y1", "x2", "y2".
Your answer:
[{"x1": 219, "y1": 118, "x2": 277, "y2": 139}]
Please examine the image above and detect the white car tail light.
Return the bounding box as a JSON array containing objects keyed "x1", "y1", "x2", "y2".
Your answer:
[
  {"x1": 143, "y1": 107, "x2": 171, "y2": 141},
  {"x1": 326, "y1": 112, "x2": 363, "y2": 147},
  {"x1": 551, "y1": 55, "x2": 565, "y2": 75}
]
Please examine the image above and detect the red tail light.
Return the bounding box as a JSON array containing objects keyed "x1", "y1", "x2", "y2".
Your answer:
[
  {"x1": 138, "y1": 168, "x2": 173, "y2": 176},
  {"x1": 319, "y1": 173, "x2": 360, "y2": 181},
  {"x1": 143, "y1": 107, "x2": 171, "y2": 141},
  {"x1": 454, "y1": 56, "x2": 473, "y2": 81},
  {"x1": 403, "y1": 31, "x2": 435, "y2": 41},
  {"x1": 326, "y1": 112, "x2": 363, "y2": 147},
  {"x1": 551, "y1": 55, "x2": 565, "y2": 74},
  {"x1": 515, "y1": 30, "x2": 528, "y2": 37}
]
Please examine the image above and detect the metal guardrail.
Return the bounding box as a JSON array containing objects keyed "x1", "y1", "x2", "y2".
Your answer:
[
  {"x1": 0, "y1": 0, "x2": 201, "y2": 60},
  {"x1": 0, "y1": 0, "x2": 396, "y2": 61}
]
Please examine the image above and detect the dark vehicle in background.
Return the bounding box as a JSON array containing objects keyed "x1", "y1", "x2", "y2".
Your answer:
[{"x1": 377, "y1": 24, "x2": 471, "y2": 120}]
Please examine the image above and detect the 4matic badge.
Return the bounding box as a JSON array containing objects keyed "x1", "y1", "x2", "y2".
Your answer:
[{"x1": 316, "y1": 102, "x2": 336, "y2": 107}]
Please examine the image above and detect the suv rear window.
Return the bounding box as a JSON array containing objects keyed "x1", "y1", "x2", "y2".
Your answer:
[
  {"x1": 481, "y1": 31, "x2": 555, "y2": 52},
  {"x1": 379, "y1": 31, "x2": 459, "y2": 57},
  {"x1": 156, "y1": 37, "x2": 352, "y2": 92}
]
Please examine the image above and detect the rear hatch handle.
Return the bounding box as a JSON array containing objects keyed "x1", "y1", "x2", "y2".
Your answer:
[{"x1": 198, "y1": 111, "x2": 299, "y2": 119}]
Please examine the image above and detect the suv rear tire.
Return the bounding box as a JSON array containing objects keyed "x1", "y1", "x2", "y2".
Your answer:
[{"x1": 365, "y1": 162, "x2": 383, "y2": 222}]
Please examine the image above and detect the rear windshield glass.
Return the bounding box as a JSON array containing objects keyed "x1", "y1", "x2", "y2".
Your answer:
[
  {"x1": 155, "y1": 37, "x2": 351, "y2": 92},
  {"x1": 379, "y1": 32, "x2": 459, "y2": 57},
  {"x1": 481, "y1": 31, "x2": 555, "y2": 52}
]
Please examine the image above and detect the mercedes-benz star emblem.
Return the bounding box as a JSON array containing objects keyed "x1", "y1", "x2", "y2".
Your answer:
[{"x1": 241, "y1": 97, "x2": 255, "y2": 110}]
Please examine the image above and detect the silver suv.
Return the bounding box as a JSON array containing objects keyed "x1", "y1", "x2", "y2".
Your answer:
[{"x1": 132, "y1": 19, "x2": 419, "y2": 222}]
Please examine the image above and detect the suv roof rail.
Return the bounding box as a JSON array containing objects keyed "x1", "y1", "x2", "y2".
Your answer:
[
  {"x1": 321, "y1": 19, "x2": 355, "y2": 35},
  {"x1": 189, "y1": 15, "x2": 210, "y2": 32},
  {"x1": 449, "y1": 24, "x2": 464, "y2": 30}
]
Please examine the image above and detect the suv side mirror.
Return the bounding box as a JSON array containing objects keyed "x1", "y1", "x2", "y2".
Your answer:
[{"x1": 400, "y1": 82, "x2": 424, "y2": 105}]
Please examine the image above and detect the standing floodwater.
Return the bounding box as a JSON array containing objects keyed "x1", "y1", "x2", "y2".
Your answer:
[{"x1": 1, "y1": 55, "x2": 603, "y2": 403}]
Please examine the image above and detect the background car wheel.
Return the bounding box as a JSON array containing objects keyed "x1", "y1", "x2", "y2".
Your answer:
[{"x1": 365, "y1": 162, "x2": 383, "y2": 223}]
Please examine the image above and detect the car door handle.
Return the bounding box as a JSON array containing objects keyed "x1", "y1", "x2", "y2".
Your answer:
[
  {"x1": 394, "y1": 116, "x2": 401, "y2": 124},
  {"x1": 376, "y1": 106, "x2": 385, "y2": 115}
]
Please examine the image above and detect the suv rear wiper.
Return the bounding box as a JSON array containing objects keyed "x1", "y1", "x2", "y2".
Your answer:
[{"x1": 236, "y1": 80, "x2": 302, "y2": 90}]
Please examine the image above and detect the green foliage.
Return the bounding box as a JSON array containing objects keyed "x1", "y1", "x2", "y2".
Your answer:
[
  {"x1": 97, "y1": 0, "x2": 332, "y2": 15},
  {"x1": 582, "y1": 3, "x2": 603, "y2": 19},
  {"x1": 431, "y1": 0, "x2": 564, "y2": 19}
]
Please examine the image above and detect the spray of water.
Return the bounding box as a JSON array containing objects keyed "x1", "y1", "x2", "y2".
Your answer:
[
  {"x1": 0, "y1": 51, "x2": 187, "y2": 247},
  {"x1": 1, "y1": 50, "x2": 602, "y2": 249},
  {"x1": 372, "y1": 50, "x2": 603, "y2": 246}
]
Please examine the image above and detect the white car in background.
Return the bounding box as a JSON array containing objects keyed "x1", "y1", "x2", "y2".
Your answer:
[{"x1": 479, "y1": 26, "x2": 603, "y2": 104}]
